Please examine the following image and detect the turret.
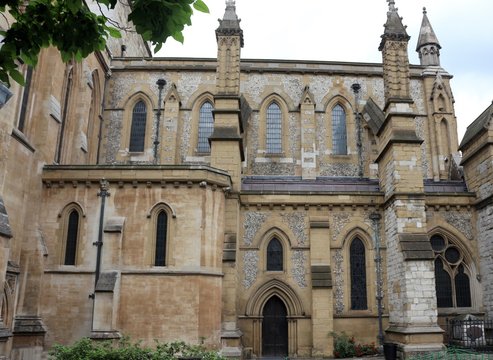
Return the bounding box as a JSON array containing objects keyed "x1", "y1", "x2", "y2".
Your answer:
[
  {"x1": 416, "y1": 8, "x2": 441, "y2": 66},
  {"x1": 215, "y1": 0, "x2": 243, "y2": 95},
  {"x1": 379, "y1": 0, "x2": 411, "y2": 103}
]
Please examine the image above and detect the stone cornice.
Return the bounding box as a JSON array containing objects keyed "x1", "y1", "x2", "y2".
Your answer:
[{"x1": 42, "y1": 165, "x2": 232, "y2": 189}]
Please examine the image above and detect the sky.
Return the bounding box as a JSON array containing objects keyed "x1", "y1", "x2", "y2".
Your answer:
[{"x1": 157, "y1": 0, "x2": 493, "y2": 142}]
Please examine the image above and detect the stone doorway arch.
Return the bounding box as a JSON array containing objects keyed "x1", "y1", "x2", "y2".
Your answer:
[{"x1": 244, "y1": 279, "x2": 305, "y2": 357}]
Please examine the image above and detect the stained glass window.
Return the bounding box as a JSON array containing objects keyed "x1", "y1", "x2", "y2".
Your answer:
[
  {"x1": 155, "y1": 210, "x2": 168, "y2": 266},
  {"x1": 267, "y1": 238, "x2": 283, "y2": 271},
  {"x1": 64, "y1": 210, "x2": 79, "y2": 265},
  {"x1": 332, "y1": 104, "x2": 347, "y2": 155},
  {"x1": 431, "y1": 234, "x2": 472, "y2": 308},
  {"x1": 266, "y1": 102, "x2": 282, "y2": 154},
  {"x1": 350, "y1": 238, "x2": 367, "y2": 310},
  {"x1": 129, "y1": 101, "x2": 147, "y2": 152},
  {"x1": 197, "y1": 101, "x2": 214, "y2": 153}
]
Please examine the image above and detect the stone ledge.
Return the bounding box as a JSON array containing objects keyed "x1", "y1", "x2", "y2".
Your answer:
[
  {"x1": 90, "y1": 331, "x2": 121, "y2": 340},
  {"x1": 398, "y1": 234, "x2": 434, "y2": 261},
  {"x1": 311, "y1": 265, "x2": 332, "y2": 288},
  {"x1": 13, "y1": 316, "x2": 47, "y2": 335}
]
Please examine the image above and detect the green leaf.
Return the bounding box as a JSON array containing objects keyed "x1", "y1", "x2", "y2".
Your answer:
[
  {"x1": 65, "y1": 0, "x2": 82, "y2": 14},
  {"x1": 193, "y1": 0, "x2": 209, "y2": 13},
  {"x1": 154, "y1": 42, "x2": 162, "y2": 53},
  {"x1": 9, "y1": 68, "x2": 25, "y2": 85},
  {"x1": 172, "y1": 31, "x2": 184, "y2": 44},
  {"x1": 106, "y1": 26, "x2": 122, "y2": 38}
]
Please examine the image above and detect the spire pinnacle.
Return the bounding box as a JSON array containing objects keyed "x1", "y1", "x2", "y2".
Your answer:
[
  {"x1": 387, "y1": 0, "x2": 396, "y2": 12},
  {"x1": 216, "y1": 0, "x2": 244, "y2": 47},
  {"x1": 379, "y1": 0, "x2": 409, "y2": 51},
  {"x1": 416, "y1": 8, "x2": 441, "y2": 65}
]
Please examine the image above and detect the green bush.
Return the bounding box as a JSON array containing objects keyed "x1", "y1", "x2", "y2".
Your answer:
[{"x1": 49, "y1": 337, "x2": 226, "y2": 360}]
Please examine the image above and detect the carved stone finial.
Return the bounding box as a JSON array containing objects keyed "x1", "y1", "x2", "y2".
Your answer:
[
  {"x1": 226, "y1": 0, "x2": 235, "y2": 7},
  {"x1": 387, "y1": 0, "x2": 396, "y2": 11},
  {"x1": 423, "y1": 7, "x2": 427, "y2": 15}
]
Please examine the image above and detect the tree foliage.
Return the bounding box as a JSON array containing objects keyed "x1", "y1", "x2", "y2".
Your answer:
[
  {"x1": 0, "y1": 0, "x2": 209, "y2": 85},
  {"x1": 49, "y1": 337, "x2": 226, "y2": 360}
]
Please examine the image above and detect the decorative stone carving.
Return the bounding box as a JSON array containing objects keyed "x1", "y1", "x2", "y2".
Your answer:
[
  {"x1": 443, "y1": 211, "x2": 474, "y2": 240},
  {"x1": 243, "y1": 251, "x2": 258, "y2": 289},
  {"x1": 333, "y1": 249, "x2": 344, "y2": 314},
  {"x1": 330, "y1": 212, "x2": 351, "y2": 242},
  {"x1": 291, "y1": 250, "x2": 307, "y2": 288},
  {"x1": 280, "y1": 212, "x2": 307, "y2": 246},
  {"x1": 251, "y1": 162, "x2": 295, "y2": 176},
  {"x1": 320, "y1": 163, "x2": 359, "y2": 177},
  {"x1": 243, "y1": 212, "x2": 267, "y2": 246}
]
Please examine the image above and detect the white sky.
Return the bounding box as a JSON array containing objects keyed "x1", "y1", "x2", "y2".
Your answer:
[{"x1": 157, "y1": 0, "x2": 493, "y2": 142}]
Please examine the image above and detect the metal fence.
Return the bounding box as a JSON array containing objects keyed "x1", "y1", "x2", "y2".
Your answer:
[{"x1": 447, "y1": 318, "x2": 493, "y2": 353}]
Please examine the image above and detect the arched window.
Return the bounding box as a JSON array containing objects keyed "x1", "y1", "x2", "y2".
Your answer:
[
  {"x1": 350, "y1": 238, "x2": 367, "y2": 310},
  {"x1": 197, "y1": 101, "x2": 214, "y2": 153},
  {"x1": 434, "y1": 258, "x2": 453, "y2": 307},
  {"x1": 455, "y1": 265, "x2": 472, "y2": 307},
  {"x1": 267, "y1": 238, "x2": 283, "y2": 271},
  {"x1": 266, "y1": 102, "x2": 282, "y2": 154},
  {"x1": 430, "y1": 234, "x2": 472, "y2": 308},
  {"x1": 64, "y1": 209, "x2": 79, "y2": 265},
  {"x1": 129, "y1": 101, "x2": 147, "y2": 152},
  {"x1": 154, "y1": 210, "x2": 168, "y2": 266},
  {"x1": 332, "y1": 104, "x2": 347, "y2": 155}
]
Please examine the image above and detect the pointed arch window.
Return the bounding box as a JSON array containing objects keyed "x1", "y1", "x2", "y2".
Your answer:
[
  {"x1": 332, "y1": 104, "x2": 347, "y2": 155},
  {"x1": 154, "y1": 210, "x2": 168, "y2": 266},
  {"x1": 350, "y1": 238, "x2": 367, "y2": 310},
  {"x1": 197, "y1": 101, "x2": 214, "y2": 153},
  {"x1": 64, "y1": 209, "x2": 79, "y2": 265},
  {"x1": 129, "y1": 100, "x2": 147, "y2": 152},
  {"x1": 430, "y1": 234, "x2": 472, "y2": 308},
  {"x1": 266, "y1": 102, "x2": 282, "y2": 154},
  {"x1": 267, "y1": 238, "x2": 283, "y2": 271}
]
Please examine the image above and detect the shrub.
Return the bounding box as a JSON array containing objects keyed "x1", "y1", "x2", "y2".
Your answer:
[
  {"x1": 49, "y1": 337, "x2": 226, "y2": 360},
  {"x1": 332, "y1": 332, "x2": 356, "y2": 358},
  {"x1": 332, "y1": 332, "x2": 379, "y2": 358}
]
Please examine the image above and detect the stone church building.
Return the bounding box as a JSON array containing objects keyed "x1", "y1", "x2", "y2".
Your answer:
[{"x1": 0, "y1": 0, "x2": 492, "y2": 358}]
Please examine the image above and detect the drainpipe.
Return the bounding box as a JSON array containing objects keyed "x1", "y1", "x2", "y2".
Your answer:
[
  {"x1": 351, "y1": 83, "x2": 363, "y2": 177},
  {"x1": 94, "y1": 178, "x2": 110, "y2": 288},
  {"x1": 370, "y1": 212, "x2": 384, "y2": 347},
  {"x1": 153, "y1": 79, "x2": 167, "y2": 164}
]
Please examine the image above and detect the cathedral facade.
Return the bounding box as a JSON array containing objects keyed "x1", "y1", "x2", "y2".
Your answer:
[{"x1": 0, "y1": 1, "x2": 492, "y2": 359}]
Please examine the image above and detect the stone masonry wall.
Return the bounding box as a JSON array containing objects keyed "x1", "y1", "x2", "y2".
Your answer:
[
  {"x1": 478, "y1": 205, "x2": 493, "y2": 316},
  {"x1": 385, "y1": 202, "x2": 437, "y2": 327}
]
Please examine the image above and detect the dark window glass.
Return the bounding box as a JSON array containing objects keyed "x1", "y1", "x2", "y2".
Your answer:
[
  {"x1": 430, "y1": 235, "x2": 446, "y2": 252},
  {"x1": 266, "y1": 102, "x2": 282, "y2": 154},
  {"x1": 155, "y1": 210, "x2": 168, "y2": 266},
  {"x1": 129, "y1": 101, "x2": 147, "y2": 152},
  {"x1": 332, "y1": 104, "x2": 347, "y2": 155},
  {"x1": 350, "y1": 238, "x2": 367, "y2": 310},
  {"x1": 18, "y1": 67, "x2": 33, "y2": 132},
  {"x1": 267, "y1": 238, "x2": 283, "y2": 271},
  {"x1": 435, "y1": 258, "x2": 453, "y2": 308},
  {"x1": 64, "y1": 210, "x2": 79, "y2": 265},
  {"x1": 445, "y1": 247, "x2": 461, "y2": 264},
  {"x1": 455, "y1": 265, "x2": 472, "y2": 307},
  {"x1": 197, "y1": 101, "x2": 214, "y2": 153}
]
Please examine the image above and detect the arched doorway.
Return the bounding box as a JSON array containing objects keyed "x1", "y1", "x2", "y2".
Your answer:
[{"x1": 262, "y1": 296, "x2": 288, "y2": 357}]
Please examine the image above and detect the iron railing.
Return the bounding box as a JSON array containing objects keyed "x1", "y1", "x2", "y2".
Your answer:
[{"x1": 447, "y1": 318, "x2": 493, "y2": 353}]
